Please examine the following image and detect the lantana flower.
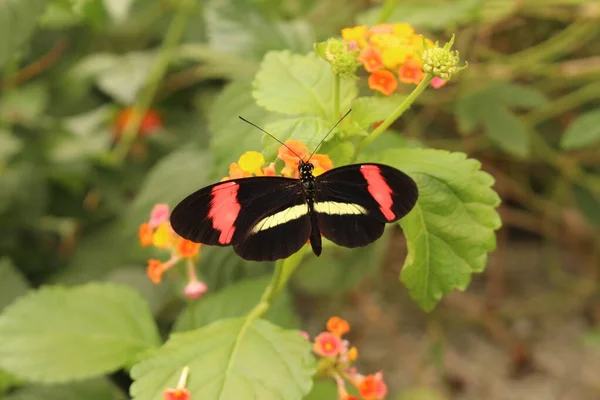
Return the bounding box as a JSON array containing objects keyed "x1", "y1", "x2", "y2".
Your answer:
[
  {"x1": 163, "y1": 366, "x2": 191, "y2": 400},
  {"x1": 222, "y1": 141, "x2": 333, "y2": 181},
  {"x1": 138, "y1": 204, "x2": 207, "y2": 299},
  {"x1": 113, "y1": 107, "x2": 163, "y2": 139},
  {"x1": 308, "y1": 317, "x2": 388, "y2": 399},
  {"x1": 341, "y1": 22, "x2": 447, "y2": 95}
]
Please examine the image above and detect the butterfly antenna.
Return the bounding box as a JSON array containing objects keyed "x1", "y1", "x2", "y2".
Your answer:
[
  {"x1": 238, "y1": 116, "x2": 304, "y2": 160},
  {"x1": 307, "y1": 109, "x2": 352, "y2": 162}
]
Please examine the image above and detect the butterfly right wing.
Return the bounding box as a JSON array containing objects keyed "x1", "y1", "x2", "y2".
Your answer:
[{"x1": 170, "y1": 177, "x2": 311, "y2": 261}]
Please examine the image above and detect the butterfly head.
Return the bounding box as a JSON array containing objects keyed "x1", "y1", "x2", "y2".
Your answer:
[{"x1": 298, "y1": 161, "x2": 314, "y2": 178}]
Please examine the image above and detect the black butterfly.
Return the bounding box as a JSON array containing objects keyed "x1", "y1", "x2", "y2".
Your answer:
[{"x1": 170, "y1": 112, "x2": 418, "y2": 261}]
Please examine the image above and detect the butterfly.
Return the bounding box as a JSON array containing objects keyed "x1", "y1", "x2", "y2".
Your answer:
[{"x1": 170, "y1": 111, "x2": 418, "y2": 261}]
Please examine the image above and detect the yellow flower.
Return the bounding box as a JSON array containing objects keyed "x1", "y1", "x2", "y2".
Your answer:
[
  {"x1": 392, "y1": 22, "x2": 414, "y2": 37},
  {"x1": 381, "y1": 46, "x2": 410, "y2": 69},
  {"x1": 341, "y1": 25, "x2": 368, "y2": 48},
  {"x1": 152, "y1": 223, "x2": 172, "y2": 249},
  {"x1": 238, "y1": 151, "x2": 265, "y2": 175}
]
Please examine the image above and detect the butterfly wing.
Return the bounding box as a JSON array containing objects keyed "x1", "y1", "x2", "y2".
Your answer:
[
  {"x1": 170, "y1": 177, "x2": 311, "y2": 261},
  {"x1": 314, "y1": 163, "x2": 418, "y2": 248}
]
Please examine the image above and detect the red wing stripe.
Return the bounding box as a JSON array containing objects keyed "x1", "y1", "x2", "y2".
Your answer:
[
  {"x1": 360, "y1": 165, "x2": 395, "y2": 221},
  {"x1": 208, "y1": 182, "x2": 241, "y2": 244}
]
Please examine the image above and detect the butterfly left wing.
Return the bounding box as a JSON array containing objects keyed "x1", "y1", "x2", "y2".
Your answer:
[
  {"x1": 170, "y1": 177, "x2": 311, "y2": 261},
  {"x1": 314, "y1": 163, "x2": 418, "y2": 248}
]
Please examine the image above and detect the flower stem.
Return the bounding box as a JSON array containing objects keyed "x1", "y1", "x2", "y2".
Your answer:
[
  {"x1": 334, "y1": 74, "x2": 341, "y2": 118},
  {"x1": 354, "y1": 74, "x2": 433, "y2": 159},
  {"x1": 377, "y1": 0, "x2": 398, "y2": 24},
  {"x1": 110, "y1": 0, "x2": 192, "y2": 165}
]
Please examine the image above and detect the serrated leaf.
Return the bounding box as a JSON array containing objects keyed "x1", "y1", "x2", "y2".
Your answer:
[
  {"x1": 0, "y1": 0, "x2": 47, "y2": 67},
  {"x1": 560, "y1": 110, "x2": 600, "y2": 150},
  {"x1": 174, "y1": 276, "x2": 299, "y2": 332},
  {"x1": 482, "y1": 106, "x2": 529, "y2": 157},
  {"x1": 262, "y1": 116, "x2": 331, "y2": 161},
  {"x1": 130, "y1": 318, "x2": 315, "y2": 400},
  {"x1": 0, "y1": 83, "x2": 49, "y2": 123},
  {"x1": 376, "y1": 149, "x2": 501, "y2": 311},
  {"x1": 0, "y1": 283, "x2": 161, "y2": 383},
  {"x1": 293, "y1": 234, "x2": 388, "y2": 294},
  {"x1": 351, "y1": 95, "x2": 407, "y2": 128},
  {"x1": 253, "y1": 51, "x2": 357, "y2": 119},
  {"x1": 208, "y1": 81, "x2": 273, "y2": 177},
  {"x1": 206, "y1": 2, "x2": 315, "y2": 60},
  {"x1": 125, "y1": 148, "x2": 213, "y2": 235},
  {"x1": 0, "y1": 258, "x2": 29, "y2": 311},
  {"x1": 3, "y1": 378, "x2": 125, "y2": 400}
]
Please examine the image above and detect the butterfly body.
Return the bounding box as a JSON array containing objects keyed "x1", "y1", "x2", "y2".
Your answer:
[{"x1": 170, "y1": 160, "x2": 418, "y2": 262}]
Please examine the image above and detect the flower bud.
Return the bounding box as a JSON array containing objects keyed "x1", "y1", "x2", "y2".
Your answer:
[
  {"x1": 420, "y1": 34, "x2": 466, "y2": 80},
  {"x1": 315, "y1": 38, "x2": 361, "y2": 79}
]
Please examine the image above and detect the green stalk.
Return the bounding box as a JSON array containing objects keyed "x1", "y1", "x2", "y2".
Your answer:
[
  {"x1": 333, "y1": 74, "x2": 341, "y2": 117},
  {"x1": 111, "y1": 0, "x2": 192, "y2": 164},
  {"x1": 376, "y1": 0, "x2": 398, "y2": 24},
  {"x1": 354, "y1": 74, "x2": 434, "y2": 159}
]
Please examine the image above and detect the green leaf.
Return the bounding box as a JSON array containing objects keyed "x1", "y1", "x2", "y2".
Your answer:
[
  {"x1": 0, "y1": 283, "x2": 161, "y2": 383},
  {"x1": 3, "y1": 378, "x2": 125, "y2": 400},
  {"x1": 131, "y1": 318, "x2": 315, "y2": 400},
  {"x1": 105, "y1": 267, "x2": 172, "y2": 316},
  {"x1": 253, "y1": 51, "x2": 357, "y2": 119},
  {"x1": 125, "y1": 148, "x2": 213, "y2": 235},
  {"x1": 490, "y1": 82, "x2": 548, "y2": 109},
  {"x1": 198, "y1": 247, "x2": 273, "y2": 291},
  {"x1": 482, "y1": 106, "x2": 529, "y2": 157},
  {"x1": 262, "y1": 116, "x2": 331, "y2": 161},
  {"x1": 0, "y1": 83, "x2": 49, "y2": 123},
  {"x1": 208, "y1": 81, "x2": 273, "y2": 177},
  {"x1": 572, "y1": 183, "x2": 600, "y2": 229},
  {"x1": 96, "y1": 52, "x2": 155, "y2": 104},
  {"x1": 351, "y1": 95, "x2": 407, "y2": 128},
  {"x1": 102, "y1": 0, "x2": 134, "y2": 23},
  {"x1": 0, "y1": 164, "x2": 47, "y2": 226},
  {"x1": 0, "y1": 0, "x2": 47, "y2": 67},
  {"x1": 174, "y1": 276, "x2": 299, "y2": 332},
  {"x1": 0, "y1": 258, "x2": 29, "y2": 312},
  {"x1": 206, "y1": 2, "x2": 315, "y2": 60},
  {"x1": 0, "y1": 368, "x2": 21, "y2": 394},
  {"x1": 560, "y1": 110, "x2": 600, "y2": 150},
  {"x1": 358, "y1": 0, "x2": 480, "y2": 30},
  {"x1": 0, "y1": 129, "x2": 23, "y2": 164},
  {"x1": 293, "y1": 234, "x2": 389, "y2": 294},
  {"x1": 376, "y1": 149, "x2": 501, "y2": 311}
]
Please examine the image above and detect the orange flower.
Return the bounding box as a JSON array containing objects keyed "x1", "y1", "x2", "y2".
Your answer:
[
  {"x1": 327, "y1": 316, "x2": 350, "y2": 337},
  {"x1": 313, "y1": 332, "x2": 343, "y2": 357},
  {"x1": 114, "y1": 108, "x2": 162, "y2": 138},
  {"x1": 177, "y1": 238, "x2": 201, "y2": 258},
  {"x1": 348, "y1": 346, "x2": 358, "y2": 361},
  {"x1": 164, "y1": 388, "x2": 190, "y2": 400},
  {"x1": 358, "y1": 372, "x2": 387, "y2": 400},
  {"x1": 138, "y1": 223, "x2": 153, "y2": 247},
  {"x1": 398, "y1": 58, "x2": 424, "y2": 84},
  {"x1": 228, "y1": 162, "x2": 250, "y2": 179},
  {"x1": 278, "y1": 140, "x2": 309, "y2": 165},
  {"x1": 147, "y1": 259, "x2": 166, "y2": 284},
  {"x1": 311, "y1": 154, "x2": 334, "y2": 176},
  {"x1": 358, "y1": 47, "x2": 383, "y2": 72},
  {"x1": 262, "y1": 162, "x2": 276, "y2": 176},
  {"x1": 368, "y1": 70, "x2": 398, "y2": 96}
]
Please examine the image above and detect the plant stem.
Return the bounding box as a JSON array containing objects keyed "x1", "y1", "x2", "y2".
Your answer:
[
  {"x1": 377, "y1": 0, "x2": 398, "y2": 24},
  {"x1": 110, "y1": 0, "x2": 192, "y2": 164},
  {"x1": 245, "y1": 249, "x2": 306, "y2": 322},
  {"x1": 333, "y1": 74, "x2": 340, "y2": 118},
  {"x1": 354, "y1": 74, "x2": 433, "y2": 159}
]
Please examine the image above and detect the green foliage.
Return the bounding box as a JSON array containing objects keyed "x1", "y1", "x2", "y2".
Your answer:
[
  {"x1": 253, "y1": 51, "x2": 357, "y2": 119},
  {"x1": 0, "y1": 258, "x2": 30, "y2": 311},
  {"x1": 0, "y1": 0, "x2": 47, "y2": 67},
  {"x1": 130, "y1": 318, "x2": 315, "y2": 400},
  {"x1": 560, "y1": 110, "x2": 600, "y2": 150},
  {"x1": 375, "y1": 149, "x2": 501, "y2": 311},
  {"x1": 455, "y1": 82, "x2": 547, "y2": 157},
  {"x1": 0, "y1": 284, "x2": 160, "y2": 383},
  {"x1": 0, "y1": 83, "x2": 49, "y2": 123},
  {"x1": 174, "y1": 276, "x2": 299, "y2": 331},
  {"x1": 3, "y1": 378, "x2": 126, "y2": 400}
]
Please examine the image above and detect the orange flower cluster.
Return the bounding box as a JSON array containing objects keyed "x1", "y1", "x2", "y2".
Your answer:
[
  {"x1": 139, "y1": 204, "x2": 206, "y2": 299},
  {"x1": 222, "y1": 140, "x2": 333, "y2": 181},
  {"x1": 163, "y1": 367, "x2": 191, "y2": 400},
  {"x1": 307, "y1": 317, "x2": 388, "y2": 400},
  {"x1": 342, "y1": 23, "x2": 446, "y2": 95}
]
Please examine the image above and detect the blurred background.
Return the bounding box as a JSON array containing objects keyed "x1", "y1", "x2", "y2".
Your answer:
[{"x1": 1, "y1": 0, "x2": 600, "y2": 399}]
